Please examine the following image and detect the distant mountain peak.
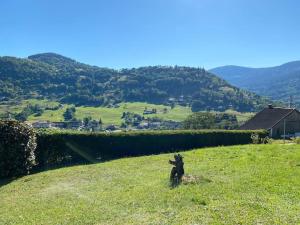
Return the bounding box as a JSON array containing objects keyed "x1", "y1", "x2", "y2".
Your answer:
[
  {"x1": 29, "y1": 52, "x2": 64, "y2": 57},
  {"x1": 28, "y1": 53, "x2": 78, "y2": 65}
]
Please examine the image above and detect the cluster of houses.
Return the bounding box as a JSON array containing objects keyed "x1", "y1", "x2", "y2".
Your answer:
[
  {"x1": 141, "y1": 104, "x2": 300, "y2": 137},
  {"x1": 30, "y1": 104, "x2": 300, "y2": 137},
  {"x1": 31, "y1": 120, "x2": 102, "y2": 131},
  {"x1": 31, "y1": 119, "x2": 181, "y2": 131},
  {"x1": 136, "y1": 120, "x2": 181, "y2": 130},
  {"x1": 31, "y1": 120, "x2": 181, "y2": 131}
]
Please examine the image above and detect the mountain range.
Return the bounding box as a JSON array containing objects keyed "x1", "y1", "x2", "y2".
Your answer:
[
  {"x1": 0, "y1": 53, "x2": 267, "y2": 112},
  {"x1": 210, "y1": 61, "x2": 300, "y2": 107}
]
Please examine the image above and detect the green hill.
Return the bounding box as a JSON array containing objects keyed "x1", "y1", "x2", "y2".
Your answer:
[
  {"x1": 1, "y1": 144, "x2": 299, "y2": 224},
  {"x1": 0, "y1": 53, "x2": 268, "y2": 112},
  {"x1": 210, "y1": 61, "x2": 300, "y2": 107}
]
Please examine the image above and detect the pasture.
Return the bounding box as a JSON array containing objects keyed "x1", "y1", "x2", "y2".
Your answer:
[{"x1": 0, "y1": 99, "x2": 253, "y2": 126}]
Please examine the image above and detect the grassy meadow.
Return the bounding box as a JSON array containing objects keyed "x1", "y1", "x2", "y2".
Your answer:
[
  {"x1": 0, "y1": 99, "x2": 253, "y2": 126},
  {"x1": 0, "y1": 143, "x2": 299, "y2": 224}
]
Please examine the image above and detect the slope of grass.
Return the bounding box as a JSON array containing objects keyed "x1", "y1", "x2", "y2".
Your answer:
[
  {"x1": 75, "y1": 102, "x2": 192, "y2": 125},
  {"x1": 1, "y1": 99, "x2": 253, "y2": 126},
  {"x1": 11, "y1": 99, "x2": 192, "y2": 125},
  {"x1": 1, "y1": 144, "x2": 299, "y2": 224},
  {"x1": 28, "y1": 105, "x2": 67, "y2": 122}
]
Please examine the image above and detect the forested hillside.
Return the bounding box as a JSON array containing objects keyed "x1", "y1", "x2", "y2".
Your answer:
[
  {"x1": 0, "y1": 53, "x2": 267, "y2": 112},
  {"x1": 210, "y1": 61, "x2": 300, "y2": 107}
]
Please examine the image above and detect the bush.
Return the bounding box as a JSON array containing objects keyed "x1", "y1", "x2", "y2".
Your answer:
[
  {"x1": 0, "y1": 120, "x2": 36, "y2": 178},
  {"x1": 251, "y1": 133, "x2": 272, "y2": 144},
  {"x1": 251, "y1": 133, "x2": 260, "y2": 144},
  {"x1": 35, "y1": 129, "x2": 267, "y2": 168},
  {"x1": 292, "y1": 137, "x2": 300, "y2": 144}
]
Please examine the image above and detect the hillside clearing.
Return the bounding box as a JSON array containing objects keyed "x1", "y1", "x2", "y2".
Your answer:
[
  {"x1": 1, "y1": 100, "x2": 253, "y2": 126},
  {"x1": 1, "y1": 144, "x2": 299, "y2": 224}
]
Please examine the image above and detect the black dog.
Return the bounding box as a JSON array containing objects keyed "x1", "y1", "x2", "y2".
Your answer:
[{"x1": 169, "y1": 154, "x2": 184, "y2": 185}]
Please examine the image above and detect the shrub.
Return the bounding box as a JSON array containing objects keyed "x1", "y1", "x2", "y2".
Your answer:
[
  {"x1": 0, "y1": 120, "x2": 36, "y2": 178},
  {"x1": 251, "y1": 133, "x2": 272, "y2": 144},
  {"x1": 35, "y1": 129, "x2": 267, "y2": 168},
  {"x1": 292, "y1": 137, "x2": 300, "y2": 144},
  {"x1": 261, "y1": 136, "x2": 273, "y2": 144},
  {"x1": 251, "y1": 133, "x2": 260, "y2": 144}
]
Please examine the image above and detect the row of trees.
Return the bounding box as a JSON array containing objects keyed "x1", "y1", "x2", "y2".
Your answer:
[{"x1": 183, "y1": 112, "x2": 239, "y2": 130}]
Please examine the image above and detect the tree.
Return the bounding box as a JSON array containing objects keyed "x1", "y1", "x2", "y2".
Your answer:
[
  {"x1": 63, "y1": 107, "x2": 76, "y2": 121},
  {"x1": 170, "y1": 102, "x2": 175, "y2": 109},
  {"x1": 99, "y1": 118, "x2": 103, "y2": 130},
  {"x1": 120, "y1": 122, "x2": 127, "y2": 128},
  {"x1": 83, "y1": 116, "x2": 92, "y2": 126},
  {"x1": 183, "y1": 112, "x2": 216, "y2": 129},
  {"x1": 191, "y1": 100, "x2": 205, "y2": 112},
  {"x1": 15, "y1": 105, "x2": 34, "y2": 121},
  {"x1": 183, "y1": 112, "x2": 239, "y2": 130}
]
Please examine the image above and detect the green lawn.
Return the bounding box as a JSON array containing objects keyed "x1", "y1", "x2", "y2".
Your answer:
[{"x1": 1, "y1": 144, "x2": 299, "y2": 224}]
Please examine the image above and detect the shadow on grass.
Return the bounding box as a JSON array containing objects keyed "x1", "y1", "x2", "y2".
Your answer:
[
  {"x1": 0, "y1": 161, "x2": 101, "y2": 188},
  {"x1": 0, "y1": 151, "x2": 163, "y2": 188},
  {"x1": 0, "y1": 177, "x2": 16, "y2": 188},
  {"x1": 32, "y1": 161, "x2": 100, "y2": 175},
  {"x1": 169, "y1": 179, "x2": 180, "y2": 189}
]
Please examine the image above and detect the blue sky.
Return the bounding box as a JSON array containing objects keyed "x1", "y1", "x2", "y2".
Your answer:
[{"x1": 1, "y1": 0, "x2": 300, "y2": 69}]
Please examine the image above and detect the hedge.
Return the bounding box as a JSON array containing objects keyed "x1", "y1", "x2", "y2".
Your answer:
[
  {"x1": 35, "y1": 129, "x2": 267, "y2": 168},
  {"x1": 0, "y1": 120, "x2": 36, "y2": 178}
]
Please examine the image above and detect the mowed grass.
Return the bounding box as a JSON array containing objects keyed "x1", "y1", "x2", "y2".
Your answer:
[{"x1": 1, "y1": 144, "x2": 300, "y2": 225}]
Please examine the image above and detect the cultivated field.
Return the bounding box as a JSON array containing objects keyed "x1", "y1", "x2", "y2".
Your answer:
[{"x1": 0, "y1": 144, "x2": 299, "y2": 224}]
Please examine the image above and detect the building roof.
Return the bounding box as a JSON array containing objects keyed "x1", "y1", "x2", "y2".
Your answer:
[{"x1": 239, "y1": 105, "x2": 298, "y2": 130}]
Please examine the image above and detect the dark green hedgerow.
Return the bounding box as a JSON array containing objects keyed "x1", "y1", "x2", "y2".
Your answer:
[
  {"x1": 35, "y1": 129, "x2": 267, "y2": 168},
  {"x1": 0, "y1": 121, "x2": 36, "y2": 178}
]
